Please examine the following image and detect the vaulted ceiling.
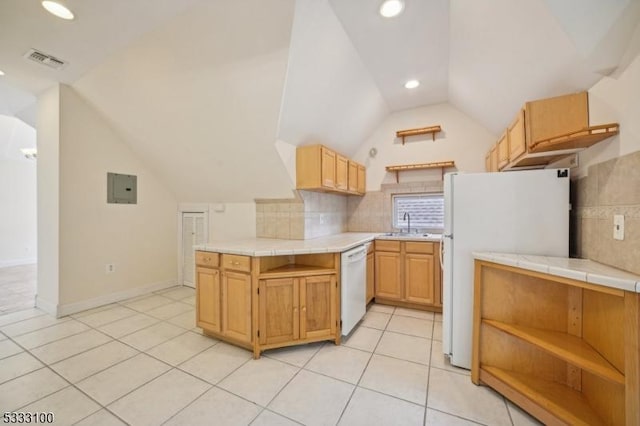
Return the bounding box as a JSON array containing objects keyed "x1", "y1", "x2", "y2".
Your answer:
[{"x1": 0, "y1": 0, "x2": 638, "y2": 200}]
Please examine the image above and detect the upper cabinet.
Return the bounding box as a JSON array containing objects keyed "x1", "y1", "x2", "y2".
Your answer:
[
  {"x1": 296, "y1": 144, "x2": 365, "y2": 195},
  {"x1": 485, "y1": 92, "x2": 619, "y2": 172}
]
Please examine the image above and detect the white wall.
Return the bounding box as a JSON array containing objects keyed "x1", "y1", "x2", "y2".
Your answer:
[
  {"x1": 351, "y1": 103, "x2": 496, "y2": 191},
  {"x1": 54, "y1": 85, "x2": 178, "y2": 311},
  {"x1": 208, "y1": 203, "x2": 257, "y2": 241},
  {"x1": 277, "y1": 0, "x2": 389, "y2": 156},
  {"x1": 576, "y1": 52, "x2": 640, "y2": 176},
  {"x1": 0, "y1": 115, "x2": 37, "y2": 267},
  {"x1": 36, "y1": 85, "x2": 60, "y2": 311}
]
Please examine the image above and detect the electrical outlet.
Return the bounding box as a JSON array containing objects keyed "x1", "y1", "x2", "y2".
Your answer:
[
  {"x1": 105, "y1": 263, "x2": 115, "y2": 274},
  {"x1": 613, "y1": 215, "x2": 624, "y2": 241}
]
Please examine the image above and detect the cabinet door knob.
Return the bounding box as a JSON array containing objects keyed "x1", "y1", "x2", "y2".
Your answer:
[
  {"x1": 294, "y1": 307, "x2": 298, "y2": 313},
  {"x1": 302, "y1": 307, "x2": 306, "y2": 312}
]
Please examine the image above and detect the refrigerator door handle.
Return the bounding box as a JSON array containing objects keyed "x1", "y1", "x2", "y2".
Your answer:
[
  {"x1": 439, "y1": 238, "x2": 444, "y2": 269},
  {"x1": 444, "y1": 233, "x2": 453, "y2": 239}
]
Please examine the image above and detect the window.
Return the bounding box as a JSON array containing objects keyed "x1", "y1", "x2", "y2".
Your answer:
[{"x1": 392, "y1": 193, "x2": 444, "y2": 231}]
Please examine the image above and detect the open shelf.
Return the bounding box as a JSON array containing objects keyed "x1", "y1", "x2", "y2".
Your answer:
[
  {"x1": 385, "y1": 161, "x2": 455, "y2": 182},
  {"x1": 396, "y1": 125, "x2": 442, "y2": 144},
  {"x1": 483, "y1": 319, "x2": 625, "y2": 385},
  {"x1": 481, "y1": 366, "x2": 606, "y2": 426},
  {"x1": 529, "y1": 123, "x2": 619, "y2": 153},
  {"x1": 259, "y1": 264, "x2": 335, "y2": 279}
]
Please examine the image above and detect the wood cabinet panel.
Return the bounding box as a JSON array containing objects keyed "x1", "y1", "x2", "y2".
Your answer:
[
  {"x1": 336, "y1": 154, "x2": 348, "y2": 191},
  {"x1": 508, "y1": 109, "x2": 526, "y2": 161},
  {"x1": 375, "y1": 240, "x2": 401, "y2": 252},
  {"x1": 347, "y1": 160, "x2": 358, "y2": 193},
  {"x1": 222, "y1": 271, "x2": 252, "y2": 343},
  {"x1": 357, "y1": 165, "x2": 366, "y2": 194},
  {"x1": 221, "y1": 254, "x2": 251, "y2": 273},
  {"x1": 300, "y1": 275, "x2": 336, "y2": 339},
  {"x1": 366, "y1": 252, "x2": 374, "y2": 304},
  {"x1": 196, "y1": 266, "x2": 220, "y2": 332},
  {"x1": 259, "y1": 278, "x2": 299, "y2": 345},
  {"x1": 404, "y1": 254, "x2": 435, "y2": 305},
  {"x1": 405, "y1": 241, "x2": 433, "y2": 254},
  {"x1": 525, "y1": 92, "x2": 588, "y2": 144},
  {"x1": 375, "y1": 251, "x2": 402, "y2": 300},
  {"x1": 497, "y1": 131, "x2": 509, "y2": 170},
  {"x1": 321, "y1": 147, "x2": 336, "y2": 189},
  {"x1": 196, "y1": 251, "x2": 219, "y2": 267}
]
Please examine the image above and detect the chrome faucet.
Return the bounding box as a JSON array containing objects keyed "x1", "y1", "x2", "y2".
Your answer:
[{"x1": 403, "y1": 212, "x2": 411, "y2": 234}]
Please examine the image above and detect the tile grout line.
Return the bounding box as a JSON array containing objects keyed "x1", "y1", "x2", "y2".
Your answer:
[
  {"x1": 334, "y1": 307, "x2": 390, "y2": 425},
  {"x1": 422, "y1": 317, "x2": 435, "y2": 426}
]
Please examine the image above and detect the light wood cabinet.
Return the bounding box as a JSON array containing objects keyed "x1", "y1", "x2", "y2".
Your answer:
[
  {"x1": 375, "y1": 251, "x2": 402, "y2": 300},
  {"x1": 472, "y1": 260, "x2": 639, "y2": 425},
  {"x1": 374, "y1": 240, "x2": 442, "y2": 311},
  {"x1": 196, "y1": 266, "x2": 220, "y2": 332},
  {"x1": 487, "y1": 92, "x2": 619, "y2": 171},
  {"x1": 296, "y1": 144, "x2": 365, "y2": 195},
  {"x1": 497, "y1": 131, "x2": 509, "y2": 170},
  {"x1": 348, "y1": 161, "x2": 358, "y2": 193},
  {"x1": 336, "y1": 155, "x2": 348, "y2": 191},
  {"x1": 357, "y1": 165, "x2": 366, "y2": 195},
  {"x1": 299, "y1": 275, "x2": 337, "y2": 339},
  {"x1": 197, "y1": 250, "x2": 341, "y2": 359},
  {"x1": 258, "y1": 277, "x2": 298, "y2": 345},
  {"x1": 366, "y1": 250, "x2": 374, "y2": 304},
  {"x1": 404, "y1": 253, "x2": 435, "y2": 305},
  {"x1": 222, "y1": 270, "x2": 252, "y2": 343}
]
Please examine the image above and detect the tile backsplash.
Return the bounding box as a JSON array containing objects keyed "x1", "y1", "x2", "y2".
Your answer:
[
  {"x1": 255, "y1": 191, "x2": 347, "y2": 240},
  {"x1": 347, "y1": 180, "x2": 443, "y2": 233},
  {"x1": 571, "y1": 150, "x2": 640, "y2": 275}
]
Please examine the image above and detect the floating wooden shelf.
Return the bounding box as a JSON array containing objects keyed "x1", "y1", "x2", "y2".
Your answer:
[
  {"x1": 385, "y1": 161, "x2": 455, "y2": 183},
  {"x1": 481, "y1": 366, "x2": 607, "y2": 426},
  {"x1": 483, "y1": 319, "x2": 625, "y2": 385},
  {"x1": 396, "y1": 125, "x2": 442, "y2": 144},
  {"x1": 528, "y1": 123, "x2": 619, "y2": 154}
]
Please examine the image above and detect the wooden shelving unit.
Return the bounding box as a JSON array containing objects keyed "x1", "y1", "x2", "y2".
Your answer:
[
  {"x1": 528, "y1": 123, "x2": 619, "y2": 153},
  {"x1": 472, "y1": 260, "x2": 639, "y2": 426},
  {"x1": 385, "y1": 161, "x2": 455, "y2": 183},
  {"x1": 481, "y1": 366, "x2": 606, "y2": 426},
  {"x1": 396, "y1": 125, "x2": 442, "y2": 144}
]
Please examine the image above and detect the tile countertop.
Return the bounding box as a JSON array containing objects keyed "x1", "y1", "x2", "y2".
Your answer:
[
  {"x1": 473, "y1": 252, "x2": 640, "y2": 293},
  {"x1": 194, "y1": 232, "x2": 442, "y2": 257}
]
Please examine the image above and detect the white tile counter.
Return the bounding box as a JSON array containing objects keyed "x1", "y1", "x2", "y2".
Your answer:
[
  {"x1": 473, "y1": 252, "x2": 640, "y2": 293},
  {"x1": 195, "y1": 232, "x2": 443, "y2": 257},
  {"x1": 194, "y1": 233, "x2": 379, "y2": 256}
]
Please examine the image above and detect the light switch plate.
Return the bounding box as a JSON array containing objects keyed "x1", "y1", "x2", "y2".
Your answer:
[{"x1": 613, "y1": 215, "x2": 624, "y2": 240}]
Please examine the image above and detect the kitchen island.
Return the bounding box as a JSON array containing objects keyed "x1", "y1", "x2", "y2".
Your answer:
[
  {"x1": 194, "y1": 232, "x2": 442, "y2": 358},
  {"x1": 194, "y1": 233, "x2": 378, "y2": 359},
  {"x1": 471, "y1": 252, "x2": 640, "y2": 425}
]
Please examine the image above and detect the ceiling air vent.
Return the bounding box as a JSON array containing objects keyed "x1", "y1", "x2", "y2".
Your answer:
[{"x1": 23, "y1": 48, "x2": 67, "y2": 70}]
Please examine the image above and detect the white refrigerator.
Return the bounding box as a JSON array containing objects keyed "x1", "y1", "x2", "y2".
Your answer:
[{"x1": 442, "y1": 169, "x2": 570, "y2": 369}]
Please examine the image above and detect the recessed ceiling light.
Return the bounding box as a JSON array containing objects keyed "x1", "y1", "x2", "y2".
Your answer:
[
  {"x1": 0, "y1": 70, "x2": 5, "y2": 76},
  {"x1": 379, "y1": 0, "x2": 404, "y2": 18},
  {"x1": 41, "y1": 1, "x2": 75, "y2": 20},
  {"x1": 404, "y1": 79, "x2": 420, "y2": 89}
]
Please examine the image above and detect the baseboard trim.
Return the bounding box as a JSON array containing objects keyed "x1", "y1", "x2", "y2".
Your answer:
[
  {"x1": 35, "y1": 295, "x2": 58, "y2": 316},
  {"x1": 0, "y1": 258, "x2": 37, "y2": 268},
  {"x1": 56, "y1": 279, "x2": 178, "y2": 317}
]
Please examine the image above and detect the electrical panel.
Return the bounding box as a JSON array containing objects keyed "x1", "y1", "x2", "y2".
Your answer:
[{"x1": 107, "y1": 172, "x2": 137, "y2": 204}]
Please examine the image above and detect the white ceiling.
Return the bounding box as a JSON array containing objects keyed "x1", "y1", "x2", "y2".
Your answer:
[{"x1": 0, "y1": 0, "x2": 638, "y2": 200}]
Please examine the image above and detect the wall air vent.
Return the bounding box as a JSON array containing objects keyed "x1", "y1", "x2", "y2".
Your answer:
[{"x1": 23, "y1": 48, "x2": 67, "y2": 70}]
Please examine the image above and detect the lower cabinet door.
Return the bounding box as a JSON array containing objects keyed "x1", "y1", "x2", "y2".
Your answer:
[
  {"x1": 196, "y1": 266, "x2": 220, "y2": 332},
  {"x1": 375, "y1": 251, "x2": 402, "y2": 300},
  {"x1": 366, "y1": 252, "x2": 374, "y2": 303},
  {"x1": 258, "y1": 278, "x2": 299, "y2": 345},
  {"x1": 299, "y1": 275, "x2": 336, "y2": 339},
  {"x1": 404, "y1": 253, "x2": 435, "y2": 305},
  {"x1": 222, "y1": 271, "x2": 252, "y2": 343}
]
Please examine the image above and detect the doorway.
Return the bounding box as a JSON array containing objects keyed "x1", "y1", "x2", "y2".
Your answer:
[{"x1": 180, "y1": 212, "x2": 207, "y2": 288}]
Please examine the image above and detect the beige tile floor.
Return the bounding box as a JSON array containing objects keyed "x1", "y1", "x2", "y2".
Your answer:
[
  {"x1": 0, "y1": 286, "x2": 541, "y2": 425},
  {"x1": 0, "y1": 264, "x2": 36, "y2": 314}
]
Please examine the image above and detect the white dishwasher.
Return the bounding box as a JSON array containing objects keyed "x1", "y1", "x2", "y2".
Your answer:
[{"x1": 341, "y1": 243, "x2": 368, "y2": 336}]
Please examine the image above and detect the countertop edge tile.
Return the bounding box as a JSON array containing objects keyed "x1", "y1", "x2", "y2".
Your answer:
[{"x1": 474, "y1": 252, "x2": 640, "y2": 293}]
